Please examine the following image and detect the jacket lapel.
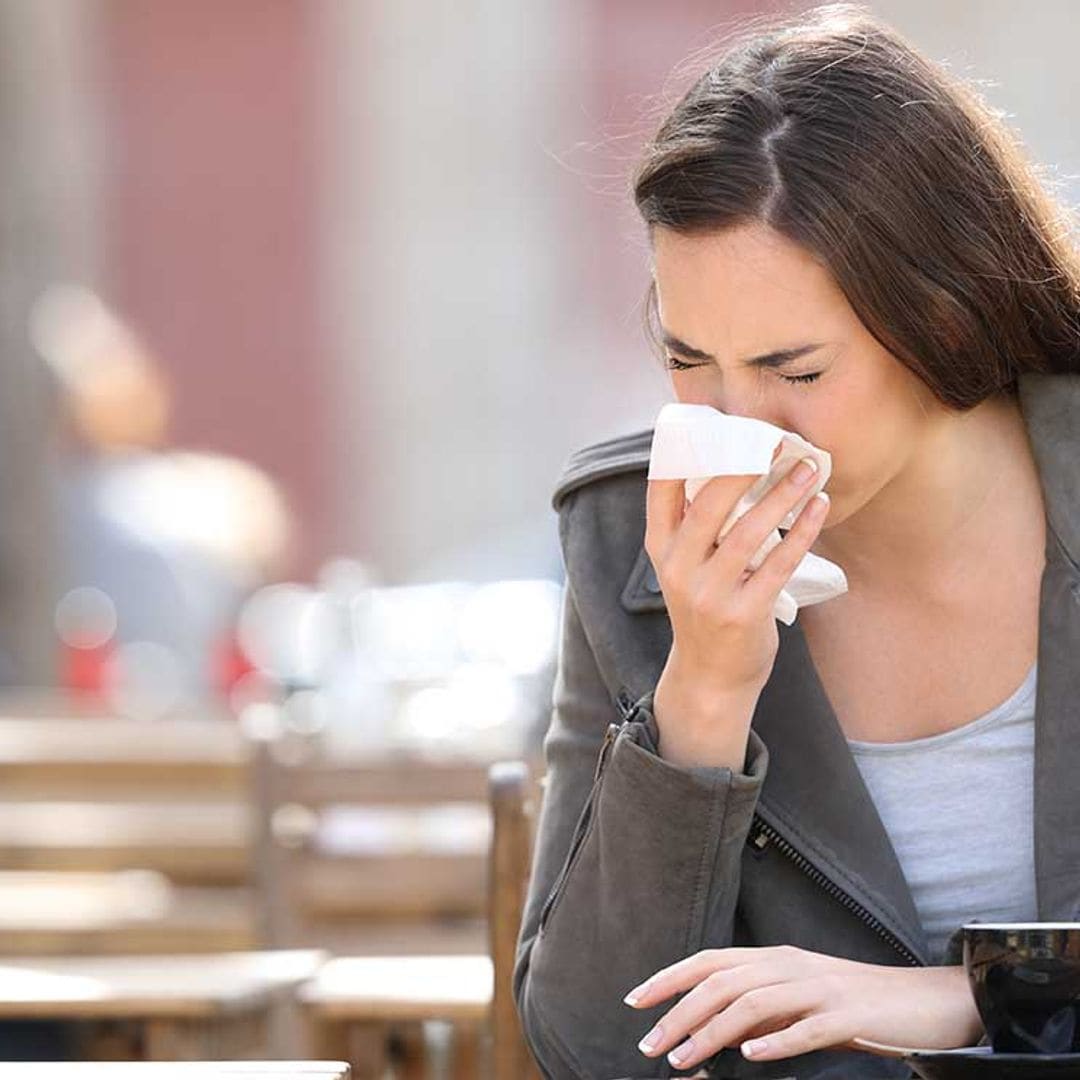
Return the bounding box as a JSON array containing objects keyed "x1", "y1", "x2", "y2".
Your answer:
[
  {"x1": 1018, "y1": 373, "x2": 1080, "y2": 920},
  {"x1": 752, "y1": 617, "x2": 931, "y2": 962}
]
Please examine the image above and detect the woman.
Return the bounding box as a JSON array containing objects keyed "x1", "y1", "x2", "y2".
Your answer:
[{"x1": 514, "y1": 5, "x2": 1080, "y2": 1079}]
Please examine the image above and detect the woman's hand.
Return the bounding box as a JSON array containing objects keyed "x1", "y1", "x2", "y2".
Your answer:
[
  {"x1": 623, "y1": 945, "x2": 984, "y2": 1070},
  {"x1": 646, "y1": 457, "x2": 829, "y2": 768}
]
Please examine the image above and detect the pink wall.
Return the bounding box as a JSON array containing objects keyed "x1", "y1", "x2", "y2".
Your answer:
[{"x1": 99, "y1": 0, "x2": 331, "y2": 578}]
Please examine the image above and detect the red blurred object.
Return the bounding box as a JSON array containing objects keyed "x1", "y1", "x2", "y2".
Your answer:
[
  {"x1": 60, "y1": 640, "x2": 114, "y2": 697},
  {"x1": 213, "y1": 628, "x2": 257, "y2": 699}
]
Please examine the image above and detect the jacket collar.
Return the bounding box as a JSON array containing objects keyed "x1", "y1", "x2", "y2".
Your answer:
[
  {"x1": 1018, "y1": 372, "x2": 1080, "y2": 568},
  {"x1": 623, "y1": 372, "x2": 1080, "y2": 956},
  {"x1": 1018, "y1": 373, "x2": 1080, "y2": 923}
]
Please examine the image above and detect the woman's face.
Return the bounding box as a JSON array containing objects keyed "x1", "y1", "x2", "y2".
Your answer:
[{"x1": 652, "y1": 222, "x2": 948, "y2": 529}]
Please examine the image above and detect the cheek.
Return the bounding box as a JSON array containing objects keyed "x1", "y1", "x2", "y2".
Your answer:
[
  {"x1": 790, "y1": 395, "x2": 873, "y2": 495},
  {"x1": 814, "y1": 396, "x2": 922, "y2": 504}
]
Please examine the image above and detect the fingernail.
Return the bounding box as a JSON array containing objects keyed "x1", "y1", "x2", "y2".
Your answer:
[
  {"x1": 742, "y1": 1038, "x2": 768, "y2": 1057},
  {"x1": 792, "y1": 457, "x2": 818, "y2": 485},
  {"x1": 638, "y1": 1025, "x2": 662, "y2": 1054},
  {"x1": 668, "y1": 1039, "x2": 694, "y2": 1066},
  {"x1": 623, "y1": 979, "x2": 650, "y2": 1006}
]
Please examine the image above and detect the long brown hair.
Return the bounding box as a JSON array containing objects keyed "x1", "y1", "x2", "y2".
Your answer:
[{"x1": 633, "y1": 3, "x2": 1080, "y2": 409}]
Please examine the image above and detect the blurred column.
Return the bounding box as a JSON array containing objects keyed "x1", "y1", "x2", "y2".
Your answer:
[
  {"x1": 0, "y1": 0, "x2": 102, "y2": 683},
  {"x1": 322, "y1": 0, "x2": 594, "y2": 583}
]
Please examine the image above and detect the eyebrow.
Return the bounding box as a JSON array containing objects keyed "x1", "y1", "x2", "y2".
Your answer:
[{"x1": 661, "y1": 330, "x2": 824, "y2": 369}]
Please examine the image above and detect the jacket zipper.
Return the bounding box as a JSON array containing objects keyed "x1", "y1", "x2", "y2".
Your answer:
[
  {"x1": 538, "y1": 717, "x2": 622, "y2": 934},
  {"x1": 748, "y1": 816, "x2": 922, "y2": 966}
]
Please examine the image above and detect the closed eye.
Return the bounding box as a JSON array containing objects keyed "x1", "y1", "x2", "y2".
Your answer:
[{"x1": 664, "y1": 355, "x2": 822, "y2": 384}]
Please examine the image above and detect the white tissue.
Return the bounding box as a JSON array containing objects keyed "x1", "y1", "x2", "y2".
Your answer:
[{"x1": 647, "y1": 403, "x2": 848, "y2": 625}]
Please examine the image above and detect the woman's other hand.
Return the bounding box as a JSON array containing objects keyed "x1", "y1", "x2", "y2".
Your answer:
[
  {"x1": 623, "y1": 945, "x2": 984, "y2": 1070},
  {"x1": 645, "y1": 458, "x2": 829, "y2": 768}
]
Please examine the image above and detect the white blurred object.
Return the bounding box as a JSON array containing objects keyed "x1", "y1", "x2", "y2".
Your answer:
[
  {"x1": 104, "y1": 641, "x2": 185, "y2": 719},
  {"x1": 237, "y1": 583, "x2": 339, "y2": 686},
  {"x1": 239, "y1": 570, "x2": 561, "y2": 759},
  {"x1": 54, "y1": 586, "x2": 117, "y2": 650},
  {"x1": 648, "y1": 403, "x2": 848, "y2": 625},
  {"x1": 457, "y1": 580, "x2": 561, "y2": 675},
  {"x1": 396, "y1": 661, "x2": 524, "y2": 758},
  {"x1": 318, "y1": 804, "x2": 490, "y2": 857},
  {"x1": 316, "y1": 557, "x2": 395, "y2": 757},
  {"x1": 361, "y1": 583, "x2": 474, "y2": 681},
  {"x1": 96, "y1": 451, "x2": 291, "y2": 589}
]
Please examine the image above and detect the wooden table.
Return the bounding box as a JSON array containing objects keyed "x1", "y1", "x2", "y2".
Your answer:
[
  {"x1": 300, "y1": 955, "x2": 491, "y2": 1023},
  {"x1": 300, "y1": 955, "x2": 491, "y2": 1080},
  {"x1": 0, "y1": 950, "x2": 327, "y2": 1059},
  {"x1": 0, "y1": 1065, "x2": 349, "y2": 1079}
]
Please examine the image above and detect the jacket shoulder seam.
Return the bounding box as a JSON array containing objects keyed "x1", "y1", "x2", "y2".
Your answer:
[{"x1": 551, "y1": 428, "x2": 653, "y2": 512}]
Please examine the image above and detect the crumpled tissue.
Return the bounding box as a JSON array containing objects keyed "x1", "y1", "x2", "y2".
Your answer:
[{"x1": 647, "y1": 402, "x2": 848, "y2": 625}]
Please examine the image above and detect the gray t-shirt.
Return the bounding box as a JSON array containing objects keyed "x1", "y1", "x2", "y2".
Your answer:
[{"x1": 847, "y1": 661, "x2": 1038, "y2": 965}]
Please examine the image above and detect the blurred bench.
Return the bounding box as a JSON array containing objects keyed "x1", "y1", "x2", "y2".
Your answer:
[
  {"x1": 0, "y1": 716, "x2": 246, "y2": 799},
  {"x1": 0, "y1": 716, "x2": 256, "y2": 954},
  {"x1": 0, "y1": 802, "x2": 247, "y2": 882},
  {"x1": 0, "y1": 871, "x2": 253, "y2": 956},
  {"x1": 0, "y1": 948, "x2": 326, "y2": 1059}
]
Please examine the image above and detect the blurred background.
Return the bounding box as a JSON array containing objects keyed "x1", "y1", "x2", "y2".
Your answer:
[
  {"x1": 2, "y1": 0, "x2": 1079, "y2": 709},
  {"x1": 0, "y1": 0, "x2": 1077, "y2": 1072}
]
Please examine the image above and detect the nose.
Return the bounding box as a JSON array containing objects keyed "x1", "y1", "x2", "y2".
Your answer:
[
  {"x1": 673, "y1": 381, "x2": 787, "y2": 431},
  {"x1": 709, "y1": 399, "x2": 786, "y2": 431}
]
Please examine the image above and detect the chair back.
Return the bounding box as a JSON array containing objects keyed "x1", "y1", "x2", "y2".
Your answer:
[
  {"x1": 250, "y1": 729, "x2": 491, "y2": 954},
  {"x1": 488, "y1": 759, "x2": 543, "y2": 1080}
]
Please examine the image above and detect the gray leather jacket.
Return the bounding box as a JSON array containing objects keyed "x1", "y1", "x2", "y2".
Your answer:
[{"x1": 514, "y1": 371, "x2": 1080, "y2": 1080}]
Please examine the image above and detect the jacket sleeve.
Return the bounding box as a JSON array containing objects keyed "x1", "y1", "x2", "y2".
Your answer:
[{"x1": 513, "y1": 574, "x2": 770, "y2": 1080}]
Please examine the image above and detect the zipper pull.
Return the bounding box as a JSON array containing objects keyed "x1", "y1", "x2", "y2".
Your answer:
[
  {"x1": 747, "y1": 818, "x2": 771, "y2": 855},
  {"x1": 594, "y1": 688, "x2": 638, "y2": 783},
  {"x1": 593, "y1": 721, "x2": 620, "y2": 782}
]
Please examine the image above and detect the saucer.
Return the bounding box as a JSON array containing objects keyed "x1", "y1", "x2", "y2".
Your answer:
[{"x1": 906, "y1": 1045, "x2": 1080, "y2": 1079}]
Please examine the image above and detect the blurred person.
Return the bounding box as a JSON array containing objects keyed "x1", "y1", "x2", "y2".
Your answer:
[
  {"x1": 32, "y1": 285, "x2": 292, "y2": 710},
  {"x1": 515, "y1": 5, "x2": 1080, "y2": 1079}
]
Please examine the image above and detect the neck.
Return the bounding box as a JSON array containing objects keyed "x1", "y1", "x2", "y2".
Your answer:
[{"x1": 811, "y1": 392, "x2": 1045, "y2": 602}]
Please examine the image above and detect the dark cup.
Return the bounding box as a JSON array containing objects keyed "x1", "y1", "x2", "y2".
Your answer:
[{"x1": 963, "y1": 922, "x2": 1080, "y2": 1054}]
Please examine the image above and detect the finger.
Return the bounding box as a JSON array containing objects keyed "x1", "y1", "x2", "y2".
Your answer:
[
  {"x1": 664, "y1": 981, "x2": 823, "y2": 1071},
  {"x1": 644, "y1": 478, "x2": 688, "y2": 562},
  {"x1": 663, "y1": 473, "x2": 761, "y2": 575},
  {"x1": 636, "y1": 963, "x2": 790, "y2": 1059},
  {"x1": 738, "y1": 492, "x2": 830, "y2": 610},
  {"x1": 704, "y1": 456, "x2": 821, "y2": 581},
  {"x1": 625, "y1": 946, "x2": 795, "y2": 1007},
  {"x1": 740, "y1": 1012, "x2": 852, "y2": 1063}
]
